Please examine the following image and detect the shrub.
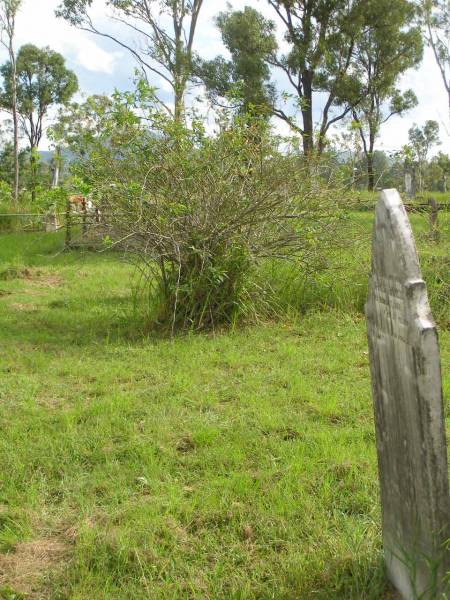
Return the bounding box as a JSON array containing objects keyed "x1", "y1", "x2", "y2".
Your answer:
[{"x1": 68, "y1": 87, "x2": 350, "y2": 332}]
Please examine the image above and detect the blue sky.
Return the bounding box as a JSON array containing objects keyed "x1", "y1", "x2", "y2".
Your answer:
[{"x1": 1, "y1": 0, "x2": 449, "y2": 154}]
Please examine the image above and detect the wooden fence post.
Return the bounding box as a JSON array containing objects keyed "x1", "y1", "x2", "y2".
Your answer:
[
  {"x1": 82, "y1": 197, "x2": 87, "y2": 239},
  {"x1": 65, "y1": 200, "x2": 72, "y2": 249}
]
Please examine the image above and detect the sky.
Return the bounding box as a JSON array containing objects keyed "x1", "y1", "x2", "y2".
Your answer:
[{"x1": 1, "y1": 0, "x2": 449, "y2": 154}]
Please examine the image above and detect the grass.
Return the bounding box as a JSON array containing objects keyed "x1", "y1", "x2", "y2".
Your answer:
[{"x1": 0, "y1": 212, "x2": 448, "y2": 599}]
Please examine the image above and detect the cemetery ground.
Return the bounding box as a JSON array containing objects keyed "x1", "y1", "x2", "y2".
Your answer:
[{"x1": 0, "y1": 213, "x2": 448, "y2": 600}]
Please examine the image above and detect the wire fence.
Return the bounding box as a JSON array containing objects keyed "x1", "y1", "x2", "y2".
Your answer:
[
  {"x1": 0, "y1": 198, "x2": 448, "y2": 249},
  {"x1": 0, "y1": 202, "x2": 107, "y2": 248}
]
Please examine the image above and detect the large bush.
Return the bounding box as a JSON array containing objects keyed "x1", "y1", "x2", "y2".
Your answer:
[{"x1": 68, "y1": 88, "x2": 349, "y2": 331}]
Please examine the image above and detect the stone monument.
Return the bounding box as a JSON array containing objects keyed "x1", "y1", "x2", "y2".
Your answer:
[{"x1": 366, "y1": 189, "x2": 449, "y2": 599}]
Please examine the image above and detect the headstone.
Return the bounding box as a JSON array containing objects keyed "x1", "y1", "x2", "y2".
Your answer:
[
  {"x1": 365, "y1": 189, "x2": 449, "y2": 599},
  {"x1": 44, "y1": 211, "x2": 58, "y2": 232},
  {"x1": 404, "y1": 172, "x2": 413, "y2": 198}
]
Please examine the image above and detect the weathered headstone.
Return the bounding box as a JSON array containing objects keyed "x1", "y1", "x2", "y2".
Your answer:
[
  {"x1": 404, "y1": 172, "x2": 413, "y2": 198},
  {"x1": 44, "y1": 211, "x2": 59, "y2": 232},
  {"x1": 366, "y1": 189, "x2": 449, "y2": 599}
]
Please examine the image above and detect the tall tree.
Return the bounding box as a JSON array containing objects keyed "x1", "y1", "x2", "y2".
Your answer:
[
  {"x1": 197, "y1": 7, "x2": 277, "y2": 117},
  {"x1": 56, "y1": 0, "x2": 203, "y2": 122},
  {"x1": 0, "y1": 44, "x2": 78, "y2": 199},
  {"x1": 351, "y1": 0, "x2": 422, "y2": 191},
  {"x1": 266, "y1": 0, "x2": 366, "y2": 155},
  {"x1": 420, "y1": 0, "x2": 450, "y2": 114},
  {"x1": 408, "y1": 120, "x2": 441, "y2": 191},
  {"x1": 426, "y1": 151, "x2": 450, "y2": 190},
  {"x1": 0, "y1": 0, "x2": 22, "y2": 204}
]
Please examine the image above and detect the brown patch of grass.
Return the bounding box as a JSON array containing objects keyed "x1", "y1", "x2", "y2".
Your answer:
[
  {"x1": 26, "y1": 273, "x2": 63, "y2": 289},
  {"x1": 0, "y1": 266, "x2": 63, "y2": 288},
  {"x1": 9, "y1": 303, "x2": 38, "y2": 313},
  {"x1": 0, "y1": 538, "x2": 69, "y2": 599}
]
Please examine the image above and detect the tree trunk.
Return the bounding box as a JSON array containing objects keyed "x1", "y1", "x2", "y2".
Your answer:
[
  {"x1": 30, "y1": 148, "x2": 37, "y2": 202},
  {"x1": 367, "y1": 153, "x2": 375, "y2": 191},
  {"x1": 301, "y1": 71, "x2": 314, "y2": 155},
  {"x1": 52, "y1": 163, "x2": 60, "y2": 188},
  {"x1": 8, "y1": 30, "x2": 19, "y2": 205},
  {"x1": 52, "y1": 147, "x2": 61, "y2": 188},
  {"x1": 366, "y1": 130, "x2": 376, "y2": 192},
  {"x1": 174, "y1": 83, "x2": 184, "y2": 123}
]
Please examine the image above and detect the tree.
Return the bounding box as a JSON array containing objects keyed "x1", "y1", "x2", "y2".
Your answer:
[
  {"x1": 425, "y1": 151, "x2": 450, "y2": 191},
  {"x1": 56, "y1": 0, "x2": 203, "y2": 122},
  {"x1": 0, "y1": 0, "x2": 22, "y2": 204},
  {"x1": 351, "y1": 0, "x2": 422, "y2": 191},
  {"x1": 420, "y1": 0, "x2": 450, "y2": 114},
  {"x1": 197, "y1": 7, "x2": 277, "y2": 117},
  {"x1": 0, "y1": 141, "x2": 28, "y2": 187},
  {"x1": 408, "y1": 120, "x2": 441, "y2": 191},
  {"x1": 0, "y1": 44, "x2": 78, "y2": 199},
  {"x1": 266, "y1": 0, "x2": 367, "y2": 155}
]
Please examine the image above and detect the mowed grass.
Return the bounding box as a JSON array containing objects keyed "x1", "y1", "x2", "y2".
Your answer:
[{"x1": 0, "y1": 212, "x2": 448, "y2": 599}]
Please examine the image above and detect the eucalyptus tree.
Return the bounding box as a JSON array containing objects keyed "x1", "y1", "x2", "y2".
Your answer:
[
  {"x1": 266, "y1": 0, "x2": 367, "y2": 155},
  {"x1": 0, "y1": 44, "x2": 78, "y2": 199},
  {"x1": 420, "y1": 0, "x2": 449, "y2": 114},
  {"x1": 57, "y1": 0, "x2": 203, "y2": 122},
  {"x1": 197, "y1": 7, "x2": 277, "y2": 117},
  {"x1": 351, "y1": 0, "x2": 422, "y2": 190},
  {"x1": 0, "y1": 0, "x2": 22, "y2": 203},
  {"x1": 408, "y1": 120, "x2": 441, "y2": 191}
]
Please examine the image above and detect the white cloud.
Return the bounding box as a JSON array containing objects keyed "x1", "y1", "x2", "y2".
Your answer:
[
  {"x1": 2, "y1": 0, "x2": 123, "y2": 75},
  {"x1": 74, "y1": 40, "x2": 122, "y2": 74}
]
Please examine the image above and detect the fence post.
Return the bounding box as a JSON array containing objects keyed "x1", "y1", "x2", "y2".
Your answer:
[
  {"x1": 65, "y1": 200, "x2": 72, "y2": 249},
  {"x1": 82, "y1": 197, "x2": 87, "y2": 239}
]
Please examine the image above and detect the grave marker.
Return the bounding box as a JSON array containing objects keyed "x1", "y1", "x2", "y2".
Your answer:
[{"x1": 366, "y1": 189, "x2": 449, "y2": 599}]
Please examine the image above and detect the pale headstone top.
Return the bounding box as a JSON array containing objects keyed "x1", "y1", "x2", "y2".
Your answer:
[{"x1": 365, "y1": 189, "x2": 449, "y2": 599}]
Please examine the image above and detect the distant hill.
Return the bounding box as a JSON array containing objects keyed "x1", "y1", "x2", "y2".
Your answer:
[{"x1": 39, "y1": 149, "x2": 76, "y2": 164}]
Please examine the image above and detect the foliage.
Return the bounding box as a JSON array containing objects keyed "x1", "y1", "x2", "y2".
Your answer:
[
  {"x1": 63, "y1": 86, "x2": 348, "y2": 332},
  {"x1": 0, "y1": 143, "x2": 31, "y2": 187},
  {"x1": 56, "y1": 0, "x2": 203, "y2": 121},
  {"x1": 0, "y1": 43, "x2": 77, "y2": 200},
  {"x1": 196, "y1": 7, "x2": 277, "y2": 116},
  {"x1": 408, "y1": 120, "x2": 441, "y2": 191},
  {"x1": 0, "y1": 44, "x2": 78, "y2": 150},
  {"x1": 0, "y1": 0, "x2": 21, "y2": 30},
  {"x1": 425, "y1": 151, "x2": 450, "y2": 191},
  {"x1": 351, "y1": 0, "x2": 422, "y2": 190},
  {"x1": 266, "y1": 0, "x2": 369, "y2": 154}
]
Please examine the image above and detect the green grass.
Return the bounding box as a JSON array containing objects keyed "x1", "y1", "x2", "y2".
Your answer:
[{"x1": 0, "y1": 213, "x2": 448, "y2": 599}]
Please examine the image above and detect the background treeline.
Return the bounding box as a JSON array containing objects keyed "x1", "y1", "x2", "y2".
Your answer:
[{"x1": 0, "y1": 0, "x2": 448, "y2": 207}]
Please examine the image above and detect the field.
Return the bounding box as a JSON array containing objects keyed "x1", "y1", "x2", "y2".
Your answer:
[{"x1": 0, "y1": 212, "x2": 448, "y2": 599}]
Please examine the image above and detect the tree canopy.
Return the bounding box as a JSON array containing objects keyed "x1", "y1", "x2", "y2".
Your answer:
[
  {"x1": 266, "y1": 0, "x2": 367, "y2": 154},
  {"x1": 197, "y1": 7, "x2": 277, "y2": 116},
  {"x1": 0, "y1": 44, "x2": 78, "y2": 151}
]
